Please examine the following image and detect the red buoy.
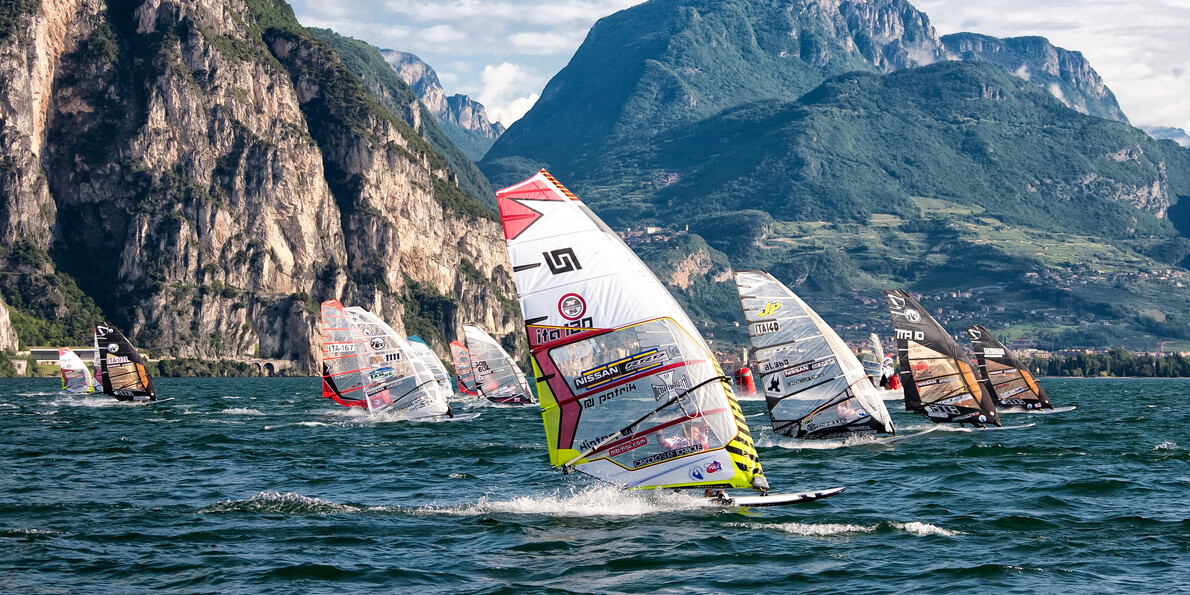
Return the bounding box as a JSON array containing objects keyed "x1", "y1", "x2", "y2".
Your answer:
[{"x1": 734, "y1": 367, "x2": 756, "y2": 397}]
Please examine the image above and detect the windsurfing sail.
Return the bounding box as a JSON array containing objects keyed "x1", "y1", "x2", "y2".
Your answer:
[
  {"x1": 58, "y1": 348, "x2": 95, "y2": 393},
  {"x1": 735, "y1": 271, "x2": 894, "y2": 439},
  {"x1": 408, "y1": 335, "x2": 454, "y2": 396},
  {"x1": 496, "y1": 170, "x2": 766, "y2": 492},
  {"x1": 94, "y1": 322, "x2": 156, "y2": 402},
  {"x1": 965, "y1": 325, "x2": 1053, "y2": 411},
  {"x1": 462, "y1": 325, "x2": 535, "y2": 404},
  {"x1": 882, "y1": 290, "x2": 999, "y2": 427},
  {"x1": 92, "y1": 332, "x2": 103, "y2": 386},
  {"x1": 320, "y1": 300, "x2": 369, "y2": 408},
  {"x1": 449, "y1": 341, "x2": 479, "y2": 395},
  {"x1": 862, "y1": 333, "x2": 885, "y2": 383},
  {"x1": 345, "y1": 307, "x2": 451, "y2": 418}
]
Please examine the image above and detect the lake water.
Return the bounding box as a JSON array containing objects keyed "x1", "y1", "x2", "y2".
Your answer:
[{"x1": 1, "y1": 377, "x2": 1186, "y2": 593}]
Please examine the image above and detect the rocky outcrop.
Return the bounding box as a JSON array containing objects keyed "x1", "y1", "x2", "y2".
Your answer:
[
  {"x1": 0, "y1": 294, "x2": 17, "y2": 350},
  {"x1": 383, "y1": 50, "x2": 504, "y2": 161},
  {"x1": 0, "y1": 0, "x2": 519, "y2": 372},
  {"x1": 942, "y1": 33, "x2": 1128, "y2": 123}
]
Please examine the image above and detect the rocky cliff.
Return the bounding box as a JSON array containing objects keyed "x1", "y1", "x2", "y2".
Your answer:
[
  {"x1": 0, "y1": 294, "x2": 16, "y2": 350},
  {"x1": 943, "y1": 33, "x2": 1128, "y2": 123},
  {"x1": 0, "y1": 0, "x2": 519, "y2": 371},
  {"x1": 383, "y1": 50, "x2": 504, "y2": 161}
]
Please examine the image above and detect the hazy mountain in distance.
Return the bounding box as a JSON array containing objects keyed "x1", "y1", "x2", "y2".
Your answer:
[
  {"x1": 383, "y1": 50, "x2": 506, "y2": 161},
  {"x1": 1147, "y1": 126, "x2": 1190, "y2": 148}
]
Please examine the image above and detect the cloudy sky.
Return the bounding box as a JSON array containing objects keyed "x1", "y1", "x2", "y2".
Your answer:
[{"x1": 289, "y1": 0, "x2": 1190, "y2": 132}]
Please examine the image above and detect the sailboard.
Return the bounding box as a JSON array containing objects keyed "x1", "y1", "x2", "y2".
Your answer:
[
  {"x1": 882, "y1": 290, "x2": 1000, "y2": 427},
  {"x1": 734, "y1": 270, "x2": 896, "y2": 440},
  {"x1": 965, "y1": 325, "x2": 1060, "y2": 413},
  {"x1": 92, "y1": 332, "x2": 104, "y2": 387},
  {"x1": 461, "y1": 325, "x2": 535, "y2": 405},
  {"x1": 449, "y1": 341, "x2": 479, "y2": 396},
  {"x1": 860, "y1": 333, "x2": 884, "y2": 384},
  {"x1": 94, "y1": 322, "x2": 156, "y2": 402},
  {"x1": 320, "y1": 301, "x2": 457, "y2": 419},
  {"x1": 495, "y1": 170, "x2": 841, "y2": 505},
  {"x1": 58, "y1": 348, "x2": 95, "y2": 393},
  {"x1": 407, "y1": 335, "x2": 456, "y2": 397}
]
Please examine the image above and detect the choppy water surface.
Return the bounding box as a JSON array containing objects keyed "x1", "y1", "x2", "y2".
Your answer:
[{"x1": 1, "y1": 378, "x2": 1186, "y2": 593}]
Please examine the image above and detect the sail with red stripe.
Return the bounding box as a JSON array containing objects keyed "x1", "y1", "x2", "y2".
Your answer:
[
  {"x1": 495, "y1": 170, "x2": 766, "y2": 491},
  {"x1": 450, "y1": 341, "x2": 478, "y2": 395},
  {"x1": 59, "y1": 348, "x2": 95, "y2": 393},
  {"x1": 320, "y1": 300, "x2": 368, "y2": 408}
]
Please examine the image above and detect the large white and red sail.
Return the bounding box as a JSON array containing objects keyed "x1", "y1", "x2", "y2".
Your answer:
[{"x1": 496, "y1": 170, "x2": 765, "y2": 491}]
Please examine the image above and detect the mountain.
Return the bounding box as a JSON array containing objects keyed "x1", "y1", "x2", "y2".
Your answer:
[
  {"x1": 1147, "y1": 126, "x2": 1190, "y2": 148},
  {"x1": 479, "y1": 0, "x2": 1190, "y2": 350},
  {"x1": 482, "y1": 0, "x2": 947, "y2": 185},
  {"x1": 942, "y1": 33, "x2": 1128, "y2": 123},
  {"x1": 383, "y1": 50, "x2": 505, "y2": 161},
  {"x1": 0, "y1": 0, "x2": 521, "y2": 371},
  {"x1": 307, "y1": 29, "x2": 494, "y2": 206}
]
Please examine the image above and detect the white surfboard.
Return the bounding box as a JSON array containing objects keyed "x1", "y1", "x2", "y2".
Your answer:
[
  {"x1": 707, "y1": 486, "x2": 846, "y2": 507},
  {"x1": 868, "y1": 426, "x2": 941, "y2": 443}
]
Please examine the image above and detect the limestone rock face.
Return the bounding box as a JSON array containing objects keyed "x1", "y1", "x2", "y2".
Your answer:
[
  {"x1": 0, "y1": 294, "x2": 17, "y2": 350},
  {"x1": 943, "y1": 33, "x2": 1128, "y2": 123},
  {"x1": 0, "y1": 0, "x2": 519, "y2": 372},
  {"x1": 382, "y1": 49, "x2": 505, "y2": 160}
]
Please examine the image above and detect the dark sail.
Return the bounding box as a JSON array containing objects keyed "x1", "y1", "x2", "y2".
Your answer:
[
  {"x1": 882, "y1": 290, "x2": 999, "y2": 427},
  {"x1": 94, "y1": 322, "x2": 156, "y2": 402},
  {"x1": 966, "y1": 325, "x2": 1053, "y2": 411}
]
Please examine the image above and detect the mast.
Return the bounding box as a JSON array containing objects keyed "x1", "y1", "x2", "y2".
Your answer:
[
  {"x1": 966, "y1": 325, "x2": 1053, "y2": 410},
  {"x1": 882, "y1": 290, "x2": 999, "y2": 427},
  {"x1": 495, "y1": 170, "x2": 766, "y2": 492},
  {"x1": 735, "y1": 271, "x2": 894, "y2": 439}
]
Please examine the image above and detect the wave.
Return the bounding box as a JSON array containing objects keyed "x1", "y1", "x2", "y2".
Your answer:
[
  {"x1": 219, "y1": 408, "x2": 264, "y2": 416},
  {"x1": 729, "y1": 520, "x2": 963, "y2": 537},
  {"x1": 1154, "y1": 441, "x2": 1180, "y2": 451},
  {"x1": 199, "y1": 492, "x2": 360, "y2": 515},
  {"x1": 422, "y1": 485, "x2": 709, "y2": 518}
]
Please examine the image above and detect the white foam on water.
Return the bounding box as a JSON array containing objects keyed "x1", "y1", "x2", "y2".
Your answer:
[
  {"x1": 754, "y1": 434, "x2": 855, "y2": 450},
  {"x1": 728, "y1": 521, "x2": 877, "y2": 536},
  {"x1": 264, "y1": 421, "x2": 331, "y2": 430},
  {"x1": 1154, "y1": 441, "x2": 1180, "y2": 451},
  {"x1": 1, "y1": 528, "x2": 68, "y2": 536},
  {"x1": 422, "y1": 485, "x2": 708, "y2": 518},
  {"x1": 199, "y1": 491, "x2": 360, "y2": 515},
  {"x1": 894, "y1": 521, "x2": 964, "y2": 536},
  {"x1": 219, "y1": 408, "x2": 264, "y2": 416}
]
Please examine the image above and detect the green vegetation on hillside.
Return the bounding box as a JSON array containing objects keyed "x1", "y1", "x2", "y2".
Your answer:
[{"x1": 309, "y1": 28, "x2": 496, "y2": 210}]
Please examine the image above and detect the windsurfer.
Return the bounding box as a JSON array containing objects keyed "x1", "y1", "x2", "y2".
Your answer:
[{"x1": 662, "y1": 420, "x2": 711, "y2": 451}]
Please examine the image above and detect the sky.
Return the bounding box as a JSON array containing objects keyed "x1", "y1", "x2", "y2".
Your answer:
[{"x1": 289, "y1": 0, "x2": 1190, "y2": 132}]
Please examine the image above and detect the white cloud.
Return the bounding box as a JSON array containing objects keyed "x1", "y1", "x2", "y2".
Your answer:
[
  {"x1": 475, "y1": 62, "x2": 542, "y2": 124},
  {"x1": 915, "y1": 0, "x2": 1190, "y2": 131}
]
